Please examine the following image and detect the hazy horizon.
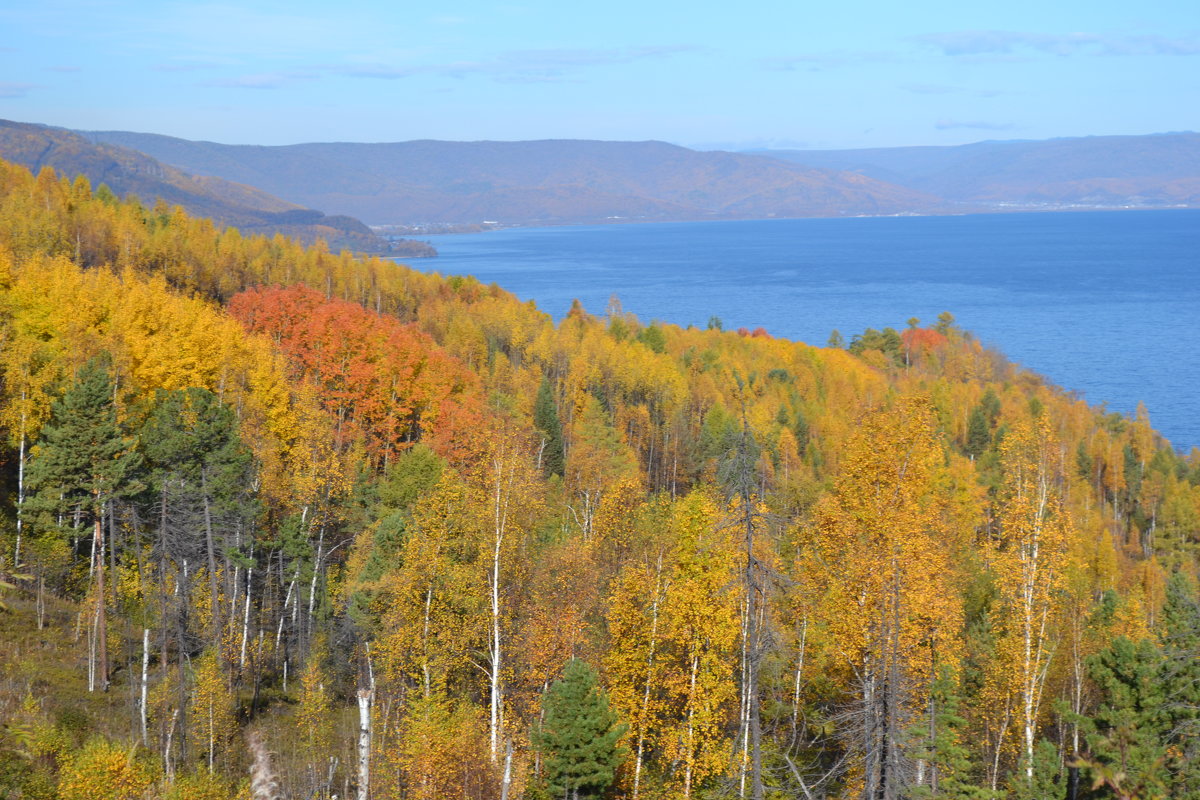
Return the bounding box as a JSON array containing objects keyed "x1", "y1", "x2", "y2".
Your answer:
[
  {"x1": 12, "y1": 116, "x2": 1196, "y2": 154},
  {"x1": 1, "y1": 0, "x2": 1196, "y2": 150}
]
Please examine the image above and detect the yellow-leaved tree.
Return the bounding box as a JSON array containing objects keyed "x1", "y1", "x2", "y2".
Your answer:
[
  {"x1": 56, "y1": 737, "x2": 157, "y2": 800},
  {"x1": 988, "y1": 416, "x2": 1073, "y2": 789},
  {"x1": 605, "y1": 554, "x2": 670, "y2": 800},
  {"x1": 658, "y1": 491, "x2": 739, "y2": 798},
  {"x1": 800, "y1": 396, "x2": 963, "y2": 800},
  {"x1": 191, "y1": 650, "x2": 236, "y2": 774}
]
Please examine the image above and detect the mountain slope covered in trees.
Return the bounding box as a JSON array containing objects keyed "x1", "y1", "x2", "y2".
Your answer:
[
  {"x1": 0, "y1": 119, "x2": 417, "y2": 254},
  {"x1": 754, "y1": 132, "x2": 1200, "y2": 208},
  {"x1": 0, "y1": 157, "x2": 1197, "y2": 800},
  {"x1": 82, "y1": 131, "x2": 944, "y2": 224}
]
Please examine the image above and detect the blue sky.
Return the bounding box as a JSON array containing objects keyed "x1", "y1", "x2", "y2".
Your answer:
[{"x1": 1, "y1": 0, "x2": 1197, "y2": 149}]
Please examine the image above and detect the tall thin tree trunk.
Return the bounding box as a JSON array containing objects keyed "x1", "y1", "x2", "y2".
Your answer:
[
  {"x1": 633, "y1": 554, "x2": 664, "y2": 800},
  {"x1": 240, "y1": 563, "x2": 253, "y2": 671},
  {"x1": 791, "y1": 615, "x2": 808, "y2": 731},
  {"x1": 164, "y1": 708, "x2": 180, "y2": 781},
  {"x1": 736, "y1": 417, "x2": 765, "y2": 800},
  {"x1": 94, "y1": 506, "x2": 108, "y2": 691},
  {"x1": 35, "y1": 572, "x2": 45, "y2": 630},
  {"x1": 141, "y1": 628, "x2": 150, "y2": 745},
  {"x1": 422, "y1": 584, "x2": 434, "y2": 699},
  {"x1": 489, "y1": 448, "x2": 512, "y2": 762},
  {"x1": 684, "y1": 652, "x2": 699, "y2": 800},
  {"x1": 500, "y1": 739, "x2": 514, "y2": 800},
  {"x1": 307, "y1": 526, "x2": 325, "y2": 646},
  {"x1": 357, "y1": 688, "x2": 373, "y2": 800},
  {"x1": 202, "y1": 478, "x2": 220, "y2": 658},
  {"x1": 14, "y1": 425, "x2": 25, "y2": 566}
]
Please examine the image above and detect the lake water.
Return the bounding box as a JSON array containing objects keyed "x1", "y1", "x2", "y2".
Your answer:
[{"x1": 415, "y1": 211, "x2": 1200, "y2": 452}]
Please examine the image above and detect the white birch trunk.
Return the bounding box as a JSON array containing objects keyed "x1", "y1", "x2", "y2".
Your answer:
[
  {"x1": 308, "y1": 528, "x2": 324, "y2": 640},
  {"x1": 791, "y1": 615, "x2": 808, "y2": 729},
  {"x1": 240, "y1": 565, "x2": 253, "y2": 671},
  {"x1": 14, "y1": 425, "x2": 25, "y2": 566},
  {"x1": 500, "y1": 739, "x2": 514, "y2": 800},
  {"x1": 489, "y1": 449, "x2": 512, "y2": 762},
  {"x1": 684, "y1": 652, "x2": 699, "y2": 800},
  {"x1": 164, "y1": 708, "x2": 179, "y2": 781},
  {"x1": 141, "y1": 628, "x2": 150, "y2": 745},
  {"x1": 633, "y1": 556, "x2": 664, "y2": 800},
  {"x1": 357, "y1": 689, "x2": 373, "y2": 800}
]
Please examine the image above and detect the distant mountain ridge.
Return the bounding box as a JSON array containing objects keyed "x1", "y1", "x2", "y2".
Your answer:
[
  {"x1": 82, "y1": 132, "x2": 944, "y2": 225},
  {"x1": 30, "y1": 124, "x2": 1197, "y2": 229},
  {"x1": 752, "y1": 133, "x2": 1200, "y2": 208},
  {"x1": 0, "y1": 119, "x2": 405, "y2": 253}
]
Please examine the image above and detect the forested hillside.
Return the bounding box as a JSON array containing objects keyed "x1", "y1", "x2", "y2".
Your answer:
[
  {"x1": 0, "y1": 158, "x2": 1197, "y2": 800},
  {"x1": 82, "y1": 132, "x2": 941, "y2": 224},
  {"x1": 755, "y1": 132, "x2": 1200, "y2": 209},
  {"x1": 0, "y1": 120, "x2": 431, "y2": 256}
]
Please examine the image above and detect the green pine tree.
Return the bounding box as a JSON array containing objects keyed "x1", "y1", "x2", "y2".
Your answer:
[
  {"x1": 26, "y1": 355, "x2": 142, "y2": 690},
  {"x1": 535, "y1": 659, "x2": 627, "y2": 800},
  {"x1": 964, "y1": 406, "x2": 991, "y2": 459},
  {"x1": 533, "y1": 377, "x2": 565, "y2": 477},
  {"x1": 1012, "y1": 738, "x2": 1063, "y2": 800},
  {"x1": 140, "y1": 387, "x2": 255, "y2": 655},
  {"x1": 964, "y1": 390, "x2": 1000, "y2": 460},
  {"x1": 1081, "y1": 636, "x2": 1170, "y2": 799},
  {"x1": 910, "y1": 665, "x2": 993, "y2": 799},
  {"x1": 1158, "y1": 573, "x2": 1200, "y2": 795}
]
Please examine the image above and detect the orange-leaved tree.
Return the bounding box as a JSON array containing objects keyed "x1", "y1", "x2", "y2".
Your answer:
[{"x1": 229, "y1": 284, "x2": 480, "y2": 469}]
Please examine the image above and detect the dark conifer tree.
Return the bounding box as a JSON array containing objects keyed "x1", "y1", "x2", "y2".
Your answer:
[
  {"x1": 535, "y1": 659, "x2": 626, "y2": 800},
  {"x1": 140, "y1": 387, "x2": 255, "y2": 657},
  {"x1": 1159, "y1": 573, "x2": 1200, "y2": 794},
  {"x1": 533, "y1": 377, "x2": 565, "y2": 477},
  {"x1": 27, "y1": 355, "x2": 142, "y2": 690},
  {"x1": 1081, "y1": 636, "x2": 1169, "y2": 798},
  {"x1": 965, "y1": 407, "x2": 991, "y2": 459},
  {"x1": 911, "y1": 665, "x2": 991, "y2": 799}
]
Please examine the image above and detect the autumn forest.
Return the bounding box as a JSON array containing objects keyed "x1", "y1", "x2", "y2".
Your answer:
[{"x1": 0, "y1": 159, "x2": 1197, "y2": 800}]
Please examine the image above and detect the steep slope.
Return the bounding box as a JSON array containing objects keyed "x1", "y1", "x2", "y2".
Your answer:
[
  {"x1": 0, "y1": 119, "x2": 404, "y2": 252},
  {"x1": 755, "y1": 132, "x2": 1200, "y2": 207},
  {"x1": 1, "y1": 157, "x2": 1197, "y2": 800},
  {"x1": 85, "y1": 131, "x2": 942, "y2": 224}
]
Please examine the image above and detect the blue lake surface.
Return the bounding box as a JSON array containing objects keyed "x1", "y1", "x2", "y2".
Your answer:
[{"x1": 415, "y1": 211, "x2": 1200, "y2": 452}]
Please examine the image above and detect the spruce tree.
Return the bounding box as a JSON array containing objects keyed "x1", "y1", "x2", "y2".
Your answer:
[
  {"x1": 141, "y1": 387, "x2": 255, "y2": 656},
  {"x1": 533, "y1": 377, "x2": 565, "y2": 477},
  {"x1": 1159, "y1": 573, "x2": 1200, "y2": 794},
  {"x1": 1017, "y1": 739, "x2": 1064, "y2": 800},
  {"x1": 535, "y1": 659, "x2": 626, "y2": 800},
  {"x1": 911, "y1": 665, "x2": 992, "y2": 799},
  {"x1": 1081, "y1": 636, "x2": 1170, "y2": 798},
  {"x1": 964, "y1": 406, "x2": 990, "y2": 459},
  {"x1": 26, "y1": 355, "x2": 141, "y2": 690}
]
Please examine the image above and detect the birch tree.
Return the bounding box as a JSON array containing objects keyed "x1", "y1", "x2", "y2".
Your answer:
[
  {"x1": 990, "y1": 417, "x2": 1071, "y2": 790},
  {"x1": 801, "y1": 397, "x2": 962, "y2": 800}
]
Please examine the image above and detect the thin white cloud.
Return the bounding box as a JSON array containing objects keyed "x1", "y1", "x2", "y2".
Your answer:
[
  {"x1": 1117, "y1": 35, "x2": 1200, "y2": 56},
  {"x1": 339, "y1": 45, "x2": 703, "y2": 83},
  {"x1": 903, "y1": 83, "x2": 1004, "y2": 98},
  {"x1": 0, "y1": 82, "x2": 38, "y2": 98},
  {"x1": 913, "y1": 30, "x2": 1200, "y2": 57},
  {"x1": 153, "y1": 61, "x2": 228, "y2": 73},
  {"x1": 205, "y1": 71, "x2": 318, "y2": 90},
  {"x1": 761, "y1": 51, "x2": 901, "y2": 71},
  {"x1": 935, "y1": 119, "x2": 1017, "y2": 131},
  {"x1": 902, "y1": 83, "x2": 958, "y2": 95}
]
